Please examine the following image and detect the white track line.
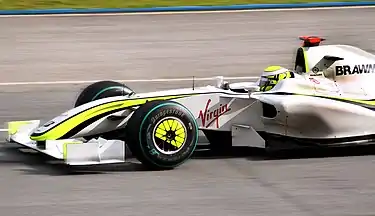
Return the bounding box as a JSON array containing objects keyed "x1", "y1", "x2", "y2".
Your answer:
[
  {"x1": 1, "y1": 5, "x2": 375, "y2": 18},
  {"x1": 0, "y1": 76, "x2": 258, "y2": 86}
]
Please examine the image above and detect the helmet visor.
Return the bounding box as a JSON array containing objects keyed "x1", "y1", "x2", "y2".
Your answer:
[{"x1": 258, "y1": 76, "x2": 271, "y2": 88}]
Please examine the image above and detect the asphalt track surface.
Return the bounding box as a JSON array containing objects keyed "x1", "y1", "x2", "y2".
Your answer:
[{"x1": 2, "y1": 7, "x2": 375, "y2": 216}]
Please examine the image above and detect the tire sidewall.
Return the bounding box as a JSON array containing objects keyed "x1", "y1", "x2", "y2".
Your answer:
[
  {"x1": 138, "y1": 102, "x2": 198, "y2": 168},
  {"x1": 74, "y1": 81, "x2": 134, "y2": 108}
]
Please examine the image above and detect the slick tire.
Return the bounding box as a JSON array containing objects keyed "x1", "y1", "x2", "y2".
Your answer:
[
  {"x1": 125, "y1": 100, "x2": 199, "y2": 170},
  {"x1": 74, "y1": 80, "x2": 135, "y2": 141},
  {"x1": 74, "y1": 80, "x2": 134, "y2": 107}
]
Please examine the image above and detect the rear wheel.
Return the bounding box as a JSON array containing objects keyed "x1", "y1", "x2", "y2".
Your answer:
[{"x1": 125, "y1": 100, "x2": 198, "y2": 170}]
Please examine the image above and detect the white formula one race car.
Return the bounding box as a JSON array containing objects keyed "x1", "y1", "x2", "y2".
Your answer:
[{"x1": 6, "y1": 36, "x2": 375, "y2": 170}]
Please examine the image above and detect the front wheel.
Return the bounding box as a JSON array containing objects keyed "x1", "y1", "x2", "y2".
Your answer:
[
  {"x1": 74, "y1": 80, "x2": 135, "y2": 141},
  {"x1": 125, "y1": 100, "x2": 199, "y2": 170},
  {"x1": 74, "y1": 80, "x2": 134, "y2": 108}
]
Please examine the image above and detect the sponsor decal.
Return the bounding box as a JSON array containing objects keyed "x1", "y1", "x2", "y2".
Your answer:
[
  {"x1": 198, "y1": 99, "x2": 231, "y2": 128},
  {"x1": 309, "y1": 77, "x2": 320, "y2": 84},
  {"x1": 336, "y1": 64, "x2": 375, "y2": 76},
  {"x1": 310, "y1": 72, "x2": 323, "y2": 77},
  {"x1": 312, "y1": 67, "x2": 320, "y2": 73}
]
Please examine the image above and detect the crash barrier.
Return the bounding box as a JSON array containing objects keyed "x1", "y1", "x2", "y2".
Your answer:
[{"x1": 1, "y1": 1, "x2": 375, "y2": 15}]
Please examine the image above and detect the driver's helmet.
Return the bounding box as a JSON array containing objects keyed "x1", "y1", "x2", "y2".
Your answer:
[{"x1": 259, "y1": 65, "x2": 295, "y2": 92}]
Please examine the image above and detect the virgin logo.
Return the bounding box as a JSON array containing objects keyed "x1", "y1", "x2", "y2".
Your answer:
[
  {"x1": 309, "y1": 77, "x2": 320, "y2": 84},
  {"x1": 198, "y1": 99, "x2": 231, "y2": 128}
]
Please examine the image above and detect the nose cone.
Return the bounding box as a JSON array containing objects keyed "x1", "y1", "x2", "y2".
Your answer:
[
  {"x1": 30, "y1": 131, "x2": 50, "y2": 141},
  {"x1": 29, "y1": 119, "x2": 64, "y2": 141}
]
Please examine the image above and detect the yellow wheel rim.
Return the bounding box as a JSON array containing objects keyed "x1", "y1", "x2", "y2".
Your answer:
[{"x1": 152, "y1": 117, "x2": 187, "y2": 154}]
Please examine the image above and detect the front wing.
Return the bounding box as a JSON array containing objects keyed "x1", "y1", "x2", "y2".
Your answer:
[{"x1": 5, "y1": 120, "x2": 126, "y2": 165}]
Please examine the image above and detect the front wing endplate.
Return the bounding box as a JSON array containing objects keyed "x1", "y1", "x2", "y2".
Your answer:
[{"x1": 5, "y1": 120, "x2": 126, "y2": 165}]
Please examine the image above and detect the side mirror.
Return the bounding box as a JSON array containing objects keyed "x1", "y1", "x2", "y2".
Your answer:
[
  {"x1": 215, "y1": 76, "x2": 225, "y2": 88},
  {"x1": 247, "y1": 86, "x2": 260, "y2": 93}
]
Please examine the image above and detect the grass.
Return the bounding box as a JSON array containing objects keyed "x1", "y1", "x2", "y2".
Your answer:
[{"x1": 0, "y1": 0, "x2": 365, "y2": 10}]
